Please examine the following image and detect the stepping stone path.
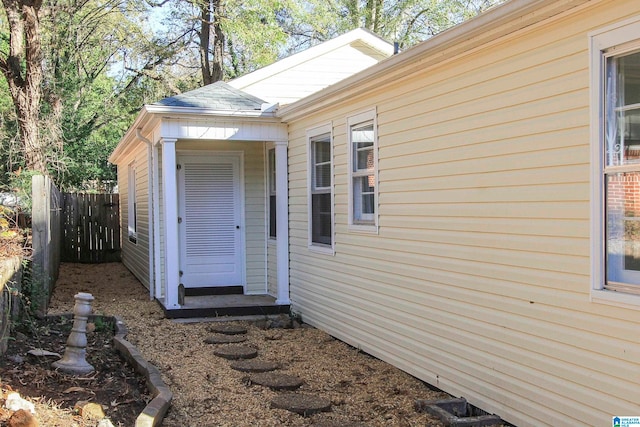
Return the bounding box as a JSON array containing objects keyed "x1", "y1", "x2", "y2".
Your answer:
[
  {"x1": 209, "y1": 322, "x2": 333, "y2": 417},
  {"x1": 249, "y1": 372, "x2": 304, "y2": 391},
  {"x1": 271, "y1": 393, "x2": 331, "y2": 416},
  {"x1": 230, "y1": 359, "x2": 280, "y2": 373},
  {"x1": 204, "y1": 334, "x2": 247, "y2": 344},
  {"x1": 208, "y1": 324, "x2": 248, "y2": 335},
  {"x1": 212, "y1": 345, "x2": 258, "y2": 360}
]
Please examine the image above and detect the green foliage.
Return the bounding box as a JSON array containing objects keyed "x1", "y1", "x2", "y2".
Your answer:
[
  {"x1": 92, "y1": 316, "x2": 114, "y2": 333},
  {"x1": 3, "y1": 169, "x2": 38, "y2": 214},
  {"x1": 0, "y1": 0, "x2": 506, "y2": 192},
  {"x1": 221, "y1": 0, "x2": 292, "y2": 77},
  {"x1": 15, "y1": 260, "x2": 45, "y2": 324},
  {"x1": 294, "y1": 0, "x2": 506, "y2": 50}
]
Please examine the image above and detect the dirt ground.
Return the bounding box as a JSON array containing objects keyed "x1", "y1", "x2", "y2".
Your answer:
[
  {"x1": 0, "y1": 315, "x2": 148, "y2": 426},
  {"x1": 15, "y1": 262, "x2": 462, "y2": 426}
]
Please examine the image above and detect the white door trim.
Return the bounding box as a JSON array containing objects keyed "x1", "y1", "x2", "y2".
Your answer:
[{"x1": 177, "y1": 150, "x2": 246, "y2": 290}]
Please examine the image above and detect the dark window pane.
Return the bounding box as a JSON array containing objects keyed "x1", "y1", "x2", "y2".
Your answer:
[
  {"x1": 356, "y1": 148, "x2": 373, "y2": 171},
  {"x1": 314, "y1": 138, "x2": 331, "y2": 163},
  {"x1": 360, "y1": 175, "x2": 375, "y2": 192},
  {"x1": 312, "y1": 193, "x2": 332, "y2": 245},
  {"x1": 269, "y1": 195, "x2": 276, "y2": 238},
  {"x1": 361, "y1": 193, "x2": 374, "y2": 215}
]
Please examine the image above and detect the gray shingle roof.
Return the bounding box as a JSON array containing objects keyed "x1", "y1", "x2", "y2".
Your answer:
[{"x1": 154, "y1": 81, "x2": 266, "y2": 111}]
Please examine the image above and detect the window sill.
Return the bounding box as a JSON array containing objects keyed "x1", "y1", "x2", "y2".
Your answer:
[
  {"x1": 308, "y1": 244, "x2": 334, "y2": 256},
  {"x1": 591, "y1": 289, "x2": 640, "y2": 310}
]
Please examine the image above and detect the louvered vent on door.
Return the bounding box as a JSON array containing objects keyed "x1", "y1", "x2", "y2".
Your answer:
[{"x1": 184, "y1": 162, "x2": 235, "y2": 257}]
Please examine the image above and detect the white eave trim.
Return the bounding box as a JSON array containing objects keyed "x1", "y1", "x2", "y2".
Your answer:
[
  {"x1": 278, "y1": 0, "x2": 590, "y2": 122},
  {"x1": 109, "y1": 104, "x2": 280, "y2": 164},
  {"x1": 144, "y1": 104, "x2": 277, "y2": 118},
  {"x1": 109, "y1": 109, "x2": 155, "y2": 164}
]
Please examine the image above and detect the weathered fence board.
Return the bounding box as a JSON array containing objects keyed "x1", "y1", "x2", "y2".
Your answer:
[
  {"x1": 31, "y1": 175, "x2": 63, "y2": 314},
  {"x1": 62, "y1": 193, "x2": 121, "y2": 263}
]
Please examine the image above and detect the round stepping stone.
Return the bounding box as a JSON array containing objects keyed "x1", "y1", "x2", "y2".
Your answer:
[
  {"x1": 208, "y1": 324, "x2": 247, "y2": 335},
  {"x1": 229, "y1": 359, "x2": 280, "y2": 373},
  {"x1": 271, "y1": 393, "x2": 331, "y2": 416},
  {"x1": 213, "y1": 345, "x2": 258, "y2": 360},
  {"x1": 312, "y1": 422, "x2": 368, "y2": 427},
  {"x1": 249, "y1": 372, "x2": 303, "y2": 390},
  {"x1": 204, "y1": 334, "x2": 247, "y2": 344}
]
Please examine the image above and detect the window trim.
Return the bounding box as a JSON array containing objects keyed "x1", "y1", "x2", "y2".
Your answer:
[
  {"x1": 348, "y1": 109, "x2": 379, "y2": 233},
  {"x1": 127, "y1": 161, "x2": 137, "y2": 244},
  {"x1": 590, "y1": 16, "x2": 640, "y2": 309},
  {"x1": 307, "y1": 123, "x2": 334, "y2": 254}
]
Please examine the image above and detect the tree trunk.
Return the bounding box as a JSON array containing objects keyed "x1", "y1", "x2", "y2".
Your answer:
[
  {"x1": 200, "y1": 0, "x2": 223, "y2": 85},
  {"x1": 364, "y1": 0, "x2": 383, "y2": 33},
  {"x1": 0, "y1": 0, "x2": 46, "y2": 173}
]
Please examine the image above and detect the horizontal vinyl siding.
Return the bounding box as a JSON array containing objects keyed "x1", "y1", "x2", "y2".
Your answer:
[
  {"x1": 267, "y1": 242, "x2": 277, "y2": 296},
  {"x1": 286, "y1": 2, "x2": 640, "y2": 426},
  {"x1": 118, "y1": 144, "x2": 150, "y2": 289}
]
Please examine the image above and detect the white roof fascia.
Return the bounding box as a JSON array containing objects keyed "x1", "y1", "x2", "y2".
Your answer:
[
  {"x1": 228, "y1": 28, "x2": 394, "y2": 91},
  {"x1": 109, "y1": 107, "x2": 155, "y2": 164},
  {"x1": 278, "y1": 0, "x2": 591, "y2": 122},
  {"x1": 144, "y1": 104, "x2": 277, "y2": 119}
]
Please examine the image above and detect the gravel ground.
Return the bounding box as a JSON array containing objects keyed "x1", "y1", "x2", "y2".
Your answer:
[{"x1": 48, "y1": 262, "x2": 454, "y2": 426}]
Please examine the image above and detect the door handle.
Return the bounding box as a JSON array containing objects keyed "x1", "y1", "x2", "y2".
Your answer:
[{"x1": 236, "y1": 225, "x2": 240, "y2": 229}]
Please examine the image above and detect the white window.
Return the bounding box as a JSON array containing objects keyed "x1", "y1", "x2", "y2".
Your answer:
[
  {"x1": 307, "y1": 124, "x2": 333, "y2": 251},
  {"x1": 591, "y1": 17, "x2": 640, "y2": 308},
  {"x1": 268, "y1": 148, "x2": 276, "y2": 239},
  {"x1": 127, "y1": 162, "x2": 137, "y2": 244},
  {"x1": 348, "y1": 109, "x2": 378, "y2": 231}
]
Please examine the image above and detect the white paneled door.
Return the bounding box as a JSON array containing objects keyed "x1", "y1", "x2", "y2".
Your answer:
[{"x1": 178, "y1": 154, "x2": 244, "y2": 287}]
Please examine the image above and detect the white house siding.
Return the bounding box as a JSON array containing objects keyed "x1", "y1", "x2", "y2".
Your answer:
[
  {"x1": 118, "y1": 144, "x2": 151, "y2": 289},
  {"x1": 177, "y1": 140, "x2": 267, "y2": 294},
  {"x1": 285, "y1": 2, "x2": 640, "y2": 426},
  {"x1": 267, "y1": 242, "x2": 277, "y2": 296}
]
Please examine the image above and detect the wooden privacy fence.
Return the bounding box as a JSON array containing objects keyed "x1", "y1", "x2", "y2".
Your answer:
[
  {"x1": 32, "y1": 175, "x2": 63, "y2": 314},
  {"x1": 62, "y1": 193, "x2": 121, "y2": 263}
]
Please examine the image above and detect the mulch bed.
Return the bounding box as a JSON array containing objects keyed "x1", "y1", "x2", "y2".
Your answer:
[
  {"x1": 0, "y1": 262, "x2": 507, "y2": 426},
  {"x1": 0, "y1": 315, "x2": 148, "y2": 426}
]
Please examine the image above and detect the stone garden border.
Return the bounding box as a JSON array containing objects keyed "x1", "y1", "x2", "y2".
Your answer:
[{"x1": 52, "y1": 314, "x2": 172, "y2": 427}]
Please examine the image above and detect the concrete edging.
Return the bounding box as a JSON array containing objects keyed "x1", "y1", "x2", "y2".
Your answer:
[
  {"x1": 111, "y1": 316, "x2": 172, "y2": 427},
  {"x1": 47, "y1": 314, "x2": 172, "y2": 425}
]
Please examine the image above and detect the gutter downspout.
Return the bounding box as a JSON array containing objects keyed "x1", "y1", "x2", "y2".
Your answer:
[{"x1": 136, "y1": 129, "x2": 155, "y2": 301}]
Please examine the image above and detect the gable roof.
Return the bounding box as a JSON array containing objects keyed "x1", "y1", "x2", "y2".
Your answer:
[
  {"x1": 228, "y1": 28, "x2": 394, "y2": 106},
  {"x1": 110, "y1": 29, "x2": 393, "y2": 164},
  {"x1": 155, "y1": 81, "x2": 266, "y2": 111}
]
